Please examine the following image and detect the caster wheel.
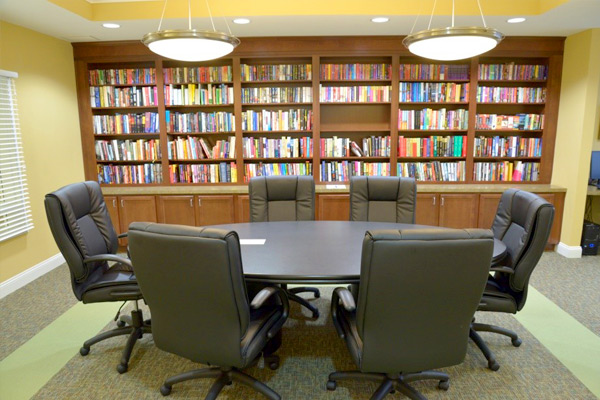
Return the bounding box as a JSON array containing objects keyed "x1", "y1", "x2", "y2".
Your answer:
[
  {"x1": 438, "y1": 380, "x2": 450, "y2": 391},
  {"x1": 116, "y1": 320, "x2": 126, "y2": 328},
  {"x1": 312, "y1": 310, "x2": 320, "y2": 319},
  {"x1": 160, "y1": 385, "x2": 172, "y2": 396},
  {"x1": 488, "y1": 360, "x2": 500, "y2": 371},
  {"x1": 326, "y1": 381, "x2": 337, "y2": 391},
  {"x1": 117, "y1": 363, "x2": 128, "y2": 374},
  {"x1": 512, "y1": 338, "x2": 522, "y2": 347},
  {"x1": 80, "y1": 346, "x2": 90, "y2": 356},
  {"x1": 269, "y1": 361, "x2": 279, "y2": 370},
  {"x1": 314, "y1": 290, "x2": 321, "y2": 299}
]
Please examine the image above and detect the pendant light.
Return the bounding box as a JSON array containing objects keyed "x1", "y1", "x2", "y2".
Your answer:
[
  {"x1": 142, "y1": 0, "x2": 240, "y2": 62},
  {"x1": 403, "y1": 0, "x2": 504, "y2": 61}
]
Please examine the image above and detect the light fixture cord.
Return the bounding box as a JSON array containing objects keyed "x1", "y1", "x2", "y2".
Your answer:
[
  {"x1": 408, "y1": 0, "x2": 424, "y2": 34},
  {"x1": 427, "y1": 0, "x2": 438, "y2": 30},
  {"x1": 452, "y1": 0, "x2": 455, "y2": 27},
  {"x1": 205, "y1": 0, "x2": 217, "y2": 32},
  {"x1": 157, "y1": 0, "x2": 169, "y2": 30},
  {"x1": 476, "y1": 0, "x2": 488, "y2": 27},
  {"x1": 188, "y1": 0, "x2": 192, "y2": 30}
]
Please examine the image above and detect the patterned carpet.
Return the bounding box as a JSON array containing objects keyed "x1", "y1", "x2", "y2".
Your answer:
[{"x1": 1, "y1": 253, "x2": 599, "y2": 399}]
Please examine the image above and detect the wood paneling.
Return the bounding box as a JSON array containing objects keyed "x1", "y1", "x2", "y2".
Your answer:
[
  {"x1": 317, "y1": 194, "x2": 350, "y2": 221},
  {"x1": 478, "y1": 194, "x2": 502, "y2": 229},
  {"x1": 196, "y1": 195, "x2": 235, "y2": 226},
  {"x1": 439, "y1": 194, "x2": 479, "y2": 228},
  {"x1": 416, "y1": 194, "x2": 439, "y2": 226},
  {"x1": 157, "y1": 195, "x2": 195, "y2": 226},
  {"x1": 118, "y1": 196, "x2": 157, "y2": 243},
  {"x1": 236, "y1": 195, "x2": 251, "y2": 223}
]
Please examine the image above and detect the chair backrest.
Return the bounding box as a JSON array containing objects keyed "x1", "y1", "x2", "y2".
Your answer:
[
  {"x1": 128, "y1": 222, "x2": 250, "y2": 368},
  {"x1": 248, "y1": 175, "x2": 315, "y2": 222},
  {"x1": 44, "y1": 181, "x2": 119, "y2": 299},
  {"x1": 349, "y1": 176, "x2": 416, "y2": 223},
  {"x1": 491, "y1": 189, "x2": 555, "y2": 307},
  {"x1": 355, "y1": 228, "x2": 493, "y2": 373}
]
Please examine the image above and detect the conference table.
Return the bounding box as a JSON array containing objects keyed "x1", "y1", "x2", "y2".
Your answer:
[{"x1": 209, "y1": 221, "x2": 507, "y2": 284}]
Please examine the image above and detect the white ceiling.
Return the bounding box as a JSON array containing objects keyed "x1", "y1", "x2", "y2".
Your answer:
[{"x1": 0, "y1": 0, "x2": 599, "y2": 43}]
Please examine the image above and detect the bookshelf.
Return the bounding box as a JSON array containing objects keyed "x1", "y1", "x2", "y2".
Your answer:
[{"x1": 73, "y1": 37, "x2": 563, "y2": 186}]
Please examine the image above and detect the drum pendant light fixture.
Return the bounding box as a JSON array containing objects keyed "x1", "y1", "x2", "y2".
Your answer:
[
  {"x1": 403, "y1": 0, "x2": 504, "y2": 61},
  {"x1": 142, "y1": 0, "x2": 240, "y2": 62}
]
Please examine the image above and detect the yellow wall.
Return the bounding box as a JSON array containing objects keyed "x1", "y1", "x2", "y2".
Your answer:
[
  {"x1": 552, "y1": 29, "x2": 600, "y2": 246},
  {"x1": 0, "y1": 21, "x2": 84, "y2": 283}
]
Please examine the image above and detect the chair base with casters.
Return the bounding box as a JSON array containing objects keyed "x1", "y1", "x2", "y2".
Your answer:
[
  {"x1": 281, "y1": 284, "x2": 320, "y2": 318},
  {"x1": 79, "y1": 301, "x2": 151, "y2": 374},
  {"x1": 469, "y1": 321, "x2": 522, "y2": 371},
  {"x1": 327, "y1": 370, "x2": 449, "y2": 400}
]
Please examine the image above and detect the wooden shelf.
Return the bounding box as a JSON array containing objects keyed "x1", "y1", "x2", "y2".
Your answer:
[{"x1": 169, "y1": 158, "x2": 236, "y2": 163}]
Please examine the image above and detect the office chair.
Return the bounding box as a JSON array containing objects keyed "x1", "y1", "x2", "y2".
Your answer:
[
  {"x1": 328, "y1": 228, "x2": 494, "y2": 400},
  {"x1": 249, "y1": 175, "x2": 321, "y2": 318},
  {"x1": 128, "y1": 222, "x2": 289, "y2": 399},
  {"x1": 44, "y1": 181, "x2": 151, "y2": 373},
  {"x1": 349, "y1": 176, "x2": 417, "y2": 223},
  {"x1": 470, "y1": 189, "x2": 554, "y2": 371}
]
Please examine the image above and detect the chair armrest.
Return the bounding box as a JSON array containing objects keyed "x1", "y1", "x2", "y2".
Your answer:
[
  {"x1": 490, "y1": 265, "x2": 515, "y2": 274},
  {"x1": 118, "y1": 232, "x2": 128, "y2": 239},
  {"x1": 84, "y1": 254, "x2": 133, "y2": 269},
  {"x1": 250, "y1": 286, "x2": 290, "y2": 339},
  {"x1": 331, "y1": 287, "x2": 356, "y2": 339}
]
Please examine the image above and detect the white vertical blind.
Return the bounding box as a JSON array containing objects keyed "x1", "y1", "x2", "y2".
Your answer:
[{"x1": 0, "y1": 70, "x2": 34, "y2": 242}]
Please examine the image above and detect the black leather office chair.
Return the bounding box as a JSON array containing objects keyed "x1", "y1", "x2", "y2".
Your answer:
[
  {"x1": 128, "y1": 222, "x2": 289, "y2": 399},
  {"x1": 328, "y1": 228, "x2": 494, "y2": 400},
  {"x1": 349, "y1": 176, "x2": 417, "y2": 223},
  {"x1": 44, "y1": 181, "x2": 151, "y2": 373},
  {"x1": 249, "y1": 175, "x2": 321, "y2": 318},
  {"x1": 470, "y1": 189, "x2": 554, "y2": 371}
]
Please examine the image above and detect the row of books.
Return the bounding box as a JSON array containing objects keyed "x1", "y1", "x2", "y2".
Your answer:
[
  {"x1": 89, "y1": 68, "x2": 155, "y2": 86},
  {"x1": 93, "y1": 112, "x2": 159, "y2": 134},
  {"x1": 476, "y1": 86, "x2": 546, "y2": 103},
  {"x1": 167, "y1": 136, "x2": 235, "y2": 160},
  {"x1": 320, "y1": 161, "x2": 391, "y2": 182},
  {"x1": 320, "y1": 136, "x2": 391, "y2": 158},
  {"x1": 244, "y1": 162, "x2": 313, "y2": 180},
  {"x1": 473, "y1": 161, "x2": 540, "y2": 181},
  {"x1": 241, "y1": 87, "x2": 313, "y2": 104},
  {"x1": 398, "y1": 136, "x2": 466, "y2": 158},
  {"x1": 398, "y1": 64, "x2": 470, "y2": 81},
  {"x1": 473, "y1": 137, "x2": 543, "y2": 158},
  {"x1": 319, "y1": 85, "x2": 391, "y2": 103},
  {"x1": 478, "y1": 63, "x2": 547, "y2": 81},
  {"x1": 90, "y1": 86, "x2": 158, "y2": 108},
  {"x1": 241, "y1": 64, "x2": 312, "y2": 81},
  {"x1": 163, "y1": 66, "x2": 233, "y2": 84},
  {"x1": 243, "y1": 136, "x2": 312, "y2": 159},
  {"x1": 164, "y1": 84, "x2": 234, "y2": 106},
  {"x1": 95, "y1": 139, "x2": 161, "y2": 161},
  {"x1": 399, "y1": 82, "x2": 469, "y2": 103},
  {"x1": 398, "y1": 161, "x2": 466, "y2": 182},
  {"x1": 398, "y1": 108, "x2": 469, "y2": 130},
  {"x1": 169, "y1": 162, "x2": 237, "y2": 183},
  {"x1": 241, "y1": 109, "x2": 313, "y2": 132},
  {"x1": 475, "y1": 113, "x2": 544, "y2": 130},
  {"x1": 165, "y1": 110, "x2": 235, "y2": 133},
  {"x1": 320, "y1": 63, "x2": 391, "y2": 81},
  {"x1": 97, "y1": 164, "x2": 162, "y2": 184}
]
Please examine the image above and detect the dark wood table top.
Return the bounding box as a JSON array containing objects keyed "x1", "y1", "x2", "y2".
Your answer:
[{"x1": 210, "y1": 221, "x2": 506, "y2": 284}]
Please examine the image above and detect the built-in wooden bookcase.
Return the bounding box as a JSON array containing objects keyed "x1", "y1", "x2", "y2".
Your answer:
[{"x1": 73, "y1": 37, "x2": 563, "y2": 186}]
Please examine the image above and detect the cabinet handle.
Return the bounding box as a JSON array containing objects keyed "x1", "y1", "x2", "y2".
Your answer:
[
  {"x1": 112, "y1": 199, "x2": 116, "y2": 208},
  {"x1": 441, "y1": 197, "x2": 445, "y2": 207},
  {"x1": 120, "y1": 199, "x2": 124, "y2": 208},
  {"x1": 198, "y1": 198, "x2": 202, "y2": 207},
  {"x1": 432, "y1": 197, "x2": 436, "y2": 206},
  {"x1": 190, "y1": 198, "x2": 193, "y2": 207}
]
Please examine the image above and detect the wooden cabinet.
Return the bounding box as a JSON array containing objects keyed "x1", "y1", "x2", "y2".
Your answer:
[
  {"x1": 157, "y1": 195, "x2": 236, "y2": 226},
  {"x1": 104, "y1": 195, "x2": 121, "y2": 236},
  {"x1": 416, "y1": 193, "x2": 478, "y2": 228},
  {"x1": 416, "y1": 194, "x2": 439, "y2": 226},
  {"x1": 117, "y1": 196, "x2": 158, "y2": 244},
  {"x1": 236, "y1": 195, "x2": 250, "y2": 223},
  {"x1": 478, "y1": 194, "x2": 502, "y2": 229},
  {"x1": 317, "y1": 194, "x2": 350, "y2": 221}
]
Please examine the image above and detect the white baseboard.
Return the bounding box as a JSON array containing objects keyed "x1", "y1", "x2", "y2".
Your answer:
[
  {"x1": 556, "y1": 242, "x2": 583, "y2": 258},
  {"x1": 0, "y1": 253, "x2": 65, "y2": 299}
]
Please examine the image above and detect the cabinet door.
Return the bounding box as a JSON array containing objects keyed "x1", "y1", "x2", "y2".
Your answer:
[
  {"x1": 317, "y1": 194, "x2": 349, "y2": 221},
  {"x1": 439, "y1": 194, "x2": 479, "y2": 229},
  {"x1": 157, "y1": 195, "x2": 195, "y2": 226},
  {"x1": 478, "y1": 194, "x2": 502, "y2": 229},
  {"x1": 236, "y1": 195, "x2": 250, "y2": 223},
  {"x1": 118, "y1": 196, "x2": 157, "y2": 237},
  {"x1": 103, "y1": 195, "x2": 121, "y2": 235},
  {"x1": 196, "y1": 195, "x2": 235, "y2": 226},
  {"x1": 416, "y1": 194, "x2": 439, "y2": 226}
]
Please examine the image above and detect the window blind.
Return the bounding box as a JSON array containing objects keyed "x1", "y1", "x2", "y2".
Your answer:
[{"x1": 0, "y1": 70, "x2": 33, "y2": 242}]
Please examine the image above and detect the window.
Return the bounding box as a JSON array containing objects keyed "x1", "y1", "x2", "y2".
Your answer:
[{"x1": 0, "y1": 70, "x2": 33, "y2": 241}]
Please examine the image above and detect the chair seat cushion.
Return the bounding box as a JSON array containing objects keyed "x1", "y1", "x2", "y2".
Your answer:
[
  {"x1": 240, "y1": 305, "x2": 283, "y2": 366},
  {"x1": 478, "y1": 281, "x2": 518, "y2": 313},
  {"x1": 81, "y1": 264, "x2": 142, "y2": 303}
]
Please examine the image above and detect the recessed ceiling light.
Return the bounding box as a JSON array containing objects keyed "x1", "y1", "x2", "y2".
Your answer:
[
  {"x1": 371, "y1": 17, "x2": 389, "y2": 23},
  {"x1": 102, "y1": 23, "x2": 120, "y2": 29},
  {"x1": 233, "y1": 18, "x2": 251, "y2": 25},
  {"x1": 507, "y1": 17, "x2": 526, "y2": 24}
]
